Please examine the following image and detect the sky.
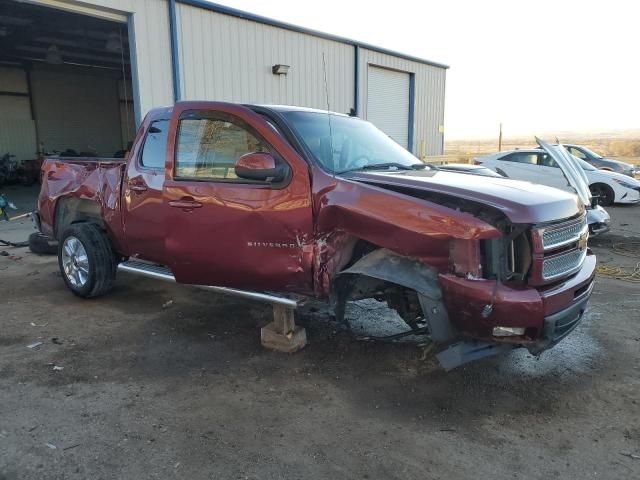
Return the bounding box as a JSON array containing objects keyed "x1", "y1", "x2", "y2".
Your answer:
[{"x1": 211, "y1": 0, "x2": 639, "y2": 139}]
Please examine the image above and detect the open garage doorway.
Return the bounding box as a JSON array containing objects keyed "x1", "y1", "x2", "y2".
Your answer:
[{"x1": 0, "y1": 0, "x2": 135, "y2": 171}]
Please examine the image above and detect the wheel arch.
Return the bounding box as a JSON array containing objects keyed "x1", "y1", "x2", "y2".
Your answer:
[
  {"x1": 54, "y1": 197, "x2": 105, "y2": 241},
  {"x1": 330, "y1": 248, "x2": 457, "y2": 343},
  {"x1": 589, "y1": 182, "x2": 616, "y2": 206}
]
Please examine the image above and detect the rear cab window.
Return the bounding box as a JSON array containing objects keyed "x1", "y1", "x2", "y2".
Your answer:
[{"x1": 140, "y1": 120, "x2": 169, "y2": 170}]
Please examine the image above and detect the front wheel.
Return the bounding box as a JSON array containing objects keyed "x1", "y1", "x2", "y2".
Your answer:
[
  {"x1": 58, "y1": 223, "x2": 117, "y2": 298},
  {"x1": 589, "y1": 183, "x2": 615, "y2": 206}
]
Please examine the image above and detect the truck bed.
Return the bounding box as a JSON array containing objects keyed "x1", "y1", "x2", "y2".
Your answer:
[{"x1": 37, "y1": 156, "x2": 127, "y2": 241}]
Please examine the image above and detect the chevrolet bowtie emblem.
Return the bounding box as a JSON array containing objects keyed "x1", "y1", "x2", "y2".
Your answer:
[{"x1": 578, "y1": 232, "x2": 588, "y2": 251}]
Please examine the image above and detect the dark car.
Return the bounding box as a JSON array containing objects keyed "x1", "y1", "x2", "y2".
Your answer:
[{"x1": 562, "y1": 144, "x2": 636, "y2": 177}]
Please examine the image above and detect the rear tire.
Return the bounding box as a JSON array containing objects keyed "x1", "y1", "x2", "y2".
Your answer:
[
  {"x1": 589, "y1": 183, "x2": 615, "y2": 206},
  {"x1": 28, "y1": 232, "x2": 57, "y2": 255},
  {"x1": 58, "y1": 223, "x2": 117, "y2": 298}
]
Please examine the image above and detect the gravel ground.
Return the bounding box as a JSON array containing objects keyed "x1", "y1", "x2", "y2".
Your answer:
[{"x1": 1, "y1": 188, "x2": 639, "y2": 480}]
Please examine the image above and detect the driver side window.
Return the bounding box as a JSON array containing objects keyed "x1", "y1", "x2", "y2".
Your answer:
[{"x1": 175, "y1": 118, "x2": 269, "y2": 180}]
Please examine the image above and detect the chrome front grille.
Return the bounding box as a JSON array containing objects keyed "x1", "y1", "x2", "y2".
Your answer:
[
  {"x1": 542, "y1": 248, "x2": 587, "y2": 281},
  {"x1": 541, "y1": 215, "x2": 588, "y2": 251}
]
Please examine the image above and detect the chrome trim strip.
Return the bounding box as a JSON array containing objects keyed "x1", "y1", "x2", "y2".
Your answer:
[{"x1": 118, "y1": 261, "x2": 298, "y2": 308}]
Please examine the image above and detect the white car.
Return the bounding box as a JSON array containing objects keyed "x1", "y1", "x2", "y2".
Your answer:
[{"x1": 476, "y1": 149, "x2": 640, "y2": 206}]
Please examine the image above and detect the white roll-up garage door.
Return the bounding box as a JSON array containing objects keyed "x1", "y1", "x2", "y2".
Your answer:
[{"x1": 366, "y1": 65, "x2": 410, "y2": 149}]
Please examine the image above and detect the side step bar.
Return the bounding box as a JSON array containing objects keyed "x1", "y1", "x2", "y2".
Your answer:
[{"x1": 117, "y1": 260, "x2": 298, "y2": 308}]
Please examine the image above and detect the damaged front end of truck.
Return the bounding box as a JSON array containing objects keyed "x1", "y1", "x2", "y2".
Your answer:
[{"x1": 317, "y1": 149, "x2": 595, "y2": 369}]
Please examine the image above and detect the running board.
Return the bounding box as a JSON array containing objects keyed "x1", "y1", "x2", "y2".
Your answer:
[{"x1": 117, "y1": 260, "x2": 298, "y2": 308}]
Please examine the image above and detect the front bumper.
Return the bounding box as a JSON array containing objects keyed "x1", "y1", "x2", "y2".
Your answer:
[
  {"x1": 617, "y1": 187, "x2": 640, "y2": 204},
  {"x1": 527, "y1": 279, "x2": 593, "y2": 354},
  {"x1": 439, "y1": 253, "x2": 596, "y2": 342},
  {"x1": 587, "y1": 205, "x2": 610, "y2": 236},
  {"x1": 435, "y1": 254, "x2": 595, "y2": 368}
]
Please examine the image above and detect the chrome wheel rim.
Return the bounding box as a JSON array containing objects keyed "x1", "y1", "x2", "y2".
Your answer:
[{"x1": 61, "y1": 236, "x2": 89, "y2": 288}]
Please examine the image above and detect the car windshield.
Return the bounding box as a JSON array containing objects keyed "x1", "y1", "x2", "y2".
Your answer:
[
  {"x1": 575, "y1": 146, "x2": 603, "y2": 159},
  {"x1": 282, "y1": 111, "x2": 425, "y2": 173}
]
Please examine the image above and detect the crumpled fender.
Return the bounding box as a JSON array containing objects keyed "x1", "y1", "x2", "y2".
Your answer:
[
  {"x1": 311, "y1": 172, "x2": 502, "y2": 296},
  {"x1": 37, "y1": 158, "x2": 126, "y2": 249}
]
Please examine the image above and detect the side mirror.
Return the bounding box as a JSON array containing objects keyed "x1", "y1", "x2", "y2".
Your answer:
[{"x1": 235, "y1": 152, "x2": 288, "y2": 182}]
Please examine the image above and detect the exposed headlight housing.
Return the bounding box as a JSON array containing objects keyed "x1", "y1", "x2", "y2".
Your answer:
[{"x1": 493, "y1": 326, "x2": 525, "y2": 337}]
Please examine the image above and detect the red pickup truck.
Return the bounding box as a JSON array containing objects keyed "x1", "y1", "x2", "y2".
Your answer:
[{"x1": 36, "y1": 102, "x2": 596, "y2": 368}]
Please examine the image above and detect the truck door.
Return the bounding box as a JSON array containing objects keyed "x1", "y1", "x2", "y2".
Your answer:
[
  {"x1": 162, "y1": 104, "x2": 314, "y2": 294},
  {"x1": 121, "y1": 116, "x2": 170, "y2": 264}
]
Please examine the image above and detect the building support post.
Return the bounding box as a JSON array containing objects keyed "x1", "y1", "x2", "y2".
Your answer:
[
  {"x1": 168, "y1": 0, "x2": 181, "y2": 102},
  {"x1": 353, "y1": 44, "x2": 360, "y2": 116}
]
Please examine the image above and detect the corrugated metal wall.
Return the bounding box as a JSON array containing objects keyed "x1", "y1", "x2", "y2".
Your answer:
[
  {"x1": 358, "y1": 49, "x2": 446, "y2": 156},
  {"x1": 30, "y1": 0, "x2": 174, "y2": 120},
  {"x1": 30, "y1": 66, "x2": 123, "y2": 155},
  {"x1": 0, "y1": 67, "x2": 37, "y2": 160},
  {"x1": 24, "y1": 1, "x2": 446, "y2": 155},
  {"x1": 175, "y1": 3, "x2": 355, "y2": 115}
]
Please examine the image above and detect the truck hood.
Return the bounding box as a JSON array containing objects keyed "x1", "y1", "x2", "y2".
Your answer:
[
  {"x1": 342, "y1": 168, "x2": 583, "y2": 224},
  {"x1": 537, "y1": 138, "x2": 593, "y2": 207}
]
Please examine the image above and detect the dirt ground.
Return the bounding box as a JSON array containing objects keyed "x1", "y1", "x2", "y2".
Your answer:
[{"x1": 1, "y1": 186, "x2": 639, "y2": 480}]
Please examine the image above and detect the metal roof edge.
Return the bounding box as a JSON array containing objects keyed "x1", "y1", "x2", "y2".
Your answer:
[{"x1": 177, "y1": 0, "x2": 450, "y2": 69}]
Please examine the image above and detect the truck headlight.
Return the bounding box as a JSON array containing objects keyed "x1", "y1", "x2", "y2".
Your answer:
[{"x1": 493, "y1": 326, "x2": 525, "y2": 337}]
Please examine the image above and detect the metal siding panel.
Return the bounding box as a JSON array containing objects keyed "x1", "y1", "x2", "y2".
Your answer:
[
  {"x1": 0, "y1": 67, "x2": 28, "y2": 92},
  {"x1": 30, "y1": 68, "x2": 122, "y2": 156},
  {"x1": 175, "y1": 4, "x2": 353, "y2": 114},
  {"x1": 0, "y1": 118, "x2": 37, "y2": 161}
]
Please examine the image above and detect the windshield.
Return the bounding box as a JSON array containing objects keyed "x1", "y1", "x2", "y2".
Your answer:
[
  {"x1": 575, "y1": 145, "x2": 603, "y2": 159},
  {"x1": 282, "y1": 111, "x2": 424, "y2": 173}
]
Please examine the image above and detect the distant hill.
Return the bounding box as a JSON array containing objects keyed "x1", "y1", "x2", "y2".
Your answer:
[{"x1": 445, "y1": 130, "x2": 640, "y2": 163}]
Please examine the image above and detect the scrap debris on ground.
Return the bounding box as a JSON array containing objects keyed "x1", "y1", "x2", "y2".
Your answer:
[{"x1": 1, "y1": 196, "x2": 639, "y2": 479}]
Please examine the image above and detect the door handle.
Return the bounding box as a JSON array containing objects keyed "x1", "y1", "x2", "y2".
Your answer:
[
  {"x1": 129, "y1": 184, "x2": 148, "y2": 193},
  {"x1": 169, "y1": 198, "x2": 203, "y2": 209}
]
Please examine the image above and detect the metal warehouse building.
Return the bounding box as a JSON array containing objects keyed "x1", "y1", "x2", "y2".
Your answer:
[{"x1": 0, "y1": 0, "x2": 447, "y2": 161}]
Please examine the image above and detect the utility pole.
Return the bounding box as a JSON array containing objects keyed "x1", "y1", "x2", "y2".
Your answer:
[{"x1": 498, "y1": 123, "x2": 503, "y2": 152}]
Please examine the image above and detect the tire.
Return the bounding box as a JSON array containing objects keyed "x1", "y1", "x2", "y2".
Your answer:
[
  {"x1": 29, "y1": 232, "x2": 57, "y2": 255},
  {"x1": 589, "y1": 183, "x2": 615, "y2": 206},
  {"x1": 58, "y1": 223, "x2": 117, "y2": 298}
]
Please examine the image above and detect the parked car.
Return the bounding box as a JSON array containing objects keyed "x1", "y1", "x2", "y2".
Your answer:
[
  {"x1": 476, "y1": 149, "x2": 640, "y2": 206},
  {"x1": 429, "y1": 163, "x2": 504, "y2": 177},
  {"x1": 35, "y1": 102, "x2": 596, "y2": 369},
  {"x1": 557, "y1": 144, "x2": 636, "y2": 178}
]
